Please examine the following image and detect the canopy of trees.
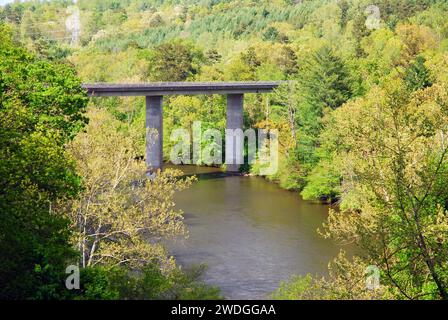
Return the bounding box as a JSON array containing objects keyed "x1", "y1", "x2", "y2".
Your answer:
[
  {"x1": 2, "y1": 0, "x2": 448, "y2": 300},
  {"x1": 0, "y1": 24, "x2": 88, "y2": 299}
]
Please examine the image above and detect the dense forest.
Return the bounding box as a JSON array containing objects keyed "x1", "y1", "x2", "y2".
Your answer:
[{"x1": 1, "y1": 0, "x2": 448, "y2": 300}]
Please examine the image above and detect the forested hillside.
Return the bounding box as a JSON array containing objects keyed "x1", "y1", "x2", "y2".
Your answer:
[
  {"x1": 2, "y1": 0, "x2": 448, "y2": 300},
  {"x1": 3, "y1": 0, "x2": 445, "y2": 198}
]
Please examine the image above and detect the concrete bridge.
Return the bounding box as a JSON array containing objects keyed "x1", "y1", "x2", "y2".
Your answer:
[{"x1": 82, "y1": 82, "x2": 281, "y2": 173}]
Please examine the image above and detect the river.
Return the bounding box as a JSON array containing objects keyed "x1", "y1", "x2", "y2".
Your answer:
[{"x1": 168, "y1": 166, "x2": 344, "y2": 300}]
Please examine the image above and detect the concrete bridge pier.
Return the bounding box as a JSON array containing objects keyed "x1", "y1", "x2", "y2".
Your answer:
[
  {"x1": 82, "y1": 82, "x2": 281, "y2": 175},
  {"x1": 226, "y1": 94, "x2": 244, "y2": 173},
  {"x1": 146, "y1": 96, "x2": 163, "y2": 174},
  {"x1": 145, "y1": 93, "x2": 244, "y2": 174}
]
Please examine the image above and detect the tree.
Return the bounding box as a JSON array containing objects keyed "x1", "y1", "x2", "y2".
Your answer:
[
  {"x1": 241, "y1": 47, "x2": 261, "y2": 77},
  {"x1": 321, "y1": 78, "x2": 448, "y2": 299},
  {"x1": 275, "y1": 46, "x2": 298, "y2": 77},
  {"x1": 0, "y1": 24, "x2": 88, "y2": 299},
  {"x1": 286, "y1": 47, "x2": 353, "y2": 190},
  {"x1": 272, "y1": 252, "x2": 389, "y2": 300},
  {"x1": 352, "y1": 10, "x2": 371, "y2": 57},
  {"x1": 147, "y1": 41, "x2": 204, "y2": 82},
  {"x1": 301, "y1": 159, "x2": 341, "y2": 203},
  {"x1": 225, "y1": 47, "x2": 262, "y2": 81},
  {"x1": 338, "y1": 0, "x2": 349, "y2": 28},
  {"x1": 205, "y1": 49, "x2": 222, "y2": 65},
  {"x1": 0, "y1": 3, "x2": 25, "y2": 24},
  {"x1": 404, "y1": 56, "x2": 433, "y2": 91},
  {"x1": 61, "y1": 108, "x2": 195, "y2": 270},
  {"x1": 276, "y1": 76, "x2": 448, "y2": 300},
  {"x1": 396, "y1": 24, "x2": 438, "y2": 63},
  {"x1": 299, "y1": 46, "x2": 353, "y2": 112},
  {"x1": 262, "y1": 26, "x2": 288, "y2": 43}
]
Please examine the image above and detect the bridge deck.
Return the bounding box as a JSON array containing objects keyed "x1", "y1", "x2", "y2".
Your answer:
[{"x1": 82, "y1": 82, "x2": 282, "y2": 97}]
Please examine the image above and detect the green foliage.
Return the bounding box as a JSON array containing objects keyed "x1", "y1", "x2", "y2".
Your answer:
[
  {"x1": 271, "y1": 274, "x2": 320, "y2": 300},
  {"x1": 4, "y1": 0, "x2": 448, "y2": 301},
  {"x1": 299, "y1": 46, "x2": 353, "y2": 113},
  {"x1": 146, "y1": 41, "x2": 204, "y2": 81},
  {"x1": 89, "y1": 3, "x2": 315, "y2": 51},
  {"x1": 267, "y1": 47, "x2": 353, "y2": 194},
  {"x1": 301, "y1": 160, "x2": 340, "y2": 203},
  {"x1": 271, "y1": 252, "x2": 392, "y2": 300},
  {"x1": 262, "y1": 26, "x2": 288, "y2": 43},
  {"x1": 167, "y1": 265, "x2": 223, "y2": 300},
  {"x1": 77, "y1": 267, "x2": 121, "y2": 300},
  {"x1": 74, "y1": 264, "x2": 222, "y2": 300},
  {"x1": 0, "y1": 24, "x2": 88, "y2": 299},
  {"x1": 205, "y1": 49, "x2": 222, "y2": 64},
  {"x1": 277, "y1": 46, "x2": 298, "y2": 77},
  {"x1": 404, "y1": 56, "x2": 433, "y2": 91}
]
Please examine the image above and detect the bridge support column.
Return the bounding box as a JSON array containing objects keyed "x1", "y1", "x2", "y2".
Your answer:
[
  {"x1": 146, "y1": 96, "x2": 163, "y2": 174},
  {"x1": 226, "y1": 94, "x2": 244, "y2": 173}
]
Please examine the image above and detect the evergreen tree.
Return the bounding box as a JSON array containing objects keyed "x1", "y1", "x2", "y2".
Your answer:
[
  {"x1": 293, "y1": 47, "x2": 353, "y2": 187},
  {"x1": 299, "y1": 46, "x2": 353, "y2": 113},
  {"x1": 404, "y1": 56, "x2": 433, "y2": 92}
]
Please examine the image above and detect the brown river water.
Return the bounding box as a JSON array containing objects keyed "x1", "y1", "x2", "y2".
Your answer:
[{"x1": 167, "y1": 166, "x2": 345, "y2": 299}]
